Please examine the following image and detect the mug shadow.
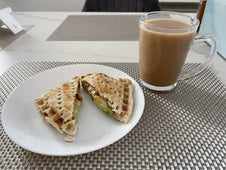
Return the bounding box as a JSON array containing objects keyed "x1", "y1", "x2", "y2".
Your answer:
[{"x1": 151, "y1": 75, "x2": 226, "y2": 130}]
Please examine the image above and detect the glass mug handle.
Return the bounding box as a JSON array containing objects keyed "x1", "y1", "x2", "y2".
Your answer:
[{"x1": 179, "y1": 34, "x2": 217, "y2": 80}]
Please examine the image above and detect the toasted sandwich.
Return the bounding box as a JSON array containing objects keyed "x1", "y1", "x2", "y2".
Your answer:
[
  {"x1": 34, "y1": 76, "x2": 82, "y2": 142},
  {"x1": 81, "y1": 73, "x2": 133, "y2": 123}
]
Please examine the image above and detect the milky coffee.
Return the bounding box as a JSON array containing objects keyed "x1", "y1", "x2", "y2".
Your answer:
[{"x1": 139, "y1": 19, "x2": 195, "y2": 86}]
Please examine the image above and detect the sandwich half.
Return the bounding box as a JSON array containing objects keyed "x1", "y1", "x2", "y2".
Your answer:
[
  {"x1": 34, "y1": 76, "x2": 82, "y2": 142},
  {"x1": 81, "y1": 73, "x2": 133, "y2": 123}
]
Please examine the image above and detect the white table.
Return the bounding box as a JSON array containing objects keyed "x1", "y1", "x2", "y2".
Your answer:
[{"x1": 0, "y1": 12, "x2": 225, "y2": 85}]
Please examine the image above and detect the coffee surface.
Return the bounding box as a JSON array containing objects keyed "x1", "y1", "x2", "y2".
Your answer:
[{"x1": 139, "y1": 19, "x2": 195, "y2": 86}]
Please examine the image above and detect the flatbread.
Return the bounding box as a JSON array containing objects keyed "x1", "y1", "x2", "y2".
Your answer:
[
  {"x1": 34, "y1": 76, "x2": 82, "y2": 142},
  {"x1": 81, "y1": 73, "x2": 133, "y2": 123}
]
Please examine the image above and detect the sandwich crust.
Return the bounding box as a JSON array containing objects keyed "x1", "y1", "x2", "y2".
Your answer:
[{"x1": 34, "y1": 76, "x2": 82, "y2": 141}]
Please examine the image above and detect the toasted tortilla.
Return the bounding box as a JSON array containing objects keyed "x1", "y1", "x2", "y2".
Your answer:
[
  {"x1": 34, "y1": 76, "x2": 82, "y2": 142},
  {"x1": 81, "y1": 73, "x2": 133, "y2": 123}
]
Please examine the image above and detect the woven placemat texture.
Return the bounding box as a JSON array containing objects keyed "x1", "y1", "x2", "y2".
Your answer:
[
  {"x1": 0, "y1": 25, "x2": 33, "y2": 50},
  {"x1": 0, "y1": 61, "x2": 226, "y2": 169},
  {"x1": 47, "y1": 15, "x2": 140, "y2": 41}
]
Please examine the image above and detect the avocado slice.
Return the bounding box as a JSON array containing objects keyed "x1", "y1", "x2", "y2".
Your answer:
[
  {"x1": 83, "y1": 82, "x2": 114, "y2": 116},
  {"x1": 93, "y1": 95, "x2": 113, "y2": 116},
  {"x1": 73, "y1": 94, "x2": 82, "y2": 120},
  {"x1": 73, "y1": 103, "x2": 80, "y2": 120}
]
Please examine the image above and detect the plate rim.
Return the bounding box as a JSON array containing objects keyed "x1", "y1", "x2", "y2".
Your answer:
[{"x1": 1, "y1": 64, "x2": 145, "y2": 156}]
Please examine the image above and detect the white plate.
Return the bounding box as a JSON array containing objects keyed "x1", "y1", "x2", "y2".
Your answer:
[{"x1": 1, "y1": 64, "x2": 145, "y2": 156}]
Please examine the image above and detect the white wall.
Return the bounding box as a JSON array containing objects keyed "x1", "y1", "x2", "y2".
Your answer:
[{"x1": 0, "y1": 0, "x2": 85, "y2": 11}]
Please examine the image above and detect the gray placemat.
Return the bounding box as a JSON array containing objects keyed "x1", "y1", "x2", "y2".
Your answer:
[
  {"x1": 0, "y1": 25, "x2": 33, "y2": 50},
  {"x1": 47, "y1": 15, "x2": 140, "y2": 41},
  {"x1": 0, "y1": 61, "x2": 226, "y2": 169}
]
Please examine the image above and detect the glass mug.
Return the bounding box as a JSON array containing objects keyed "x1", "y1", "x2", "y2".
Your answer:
[{"x1": 139, "y1": 11, "x2": 217, "y2": 91}]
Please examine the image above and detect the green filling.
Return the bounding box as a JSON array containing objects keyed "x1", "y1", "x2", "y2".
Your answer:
[
  {"x1": 83, "y1": 83, "x2": 113, "y2": 116},
  {"x1": 93, "y1": 96, "x2": 113, "y2": 116},
  {"x1": 73, "y1": 94, "x2": 82, "y2": 120},
  {"x1": 73, "y1": 105, "x2": 79, "y2": 120}
]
